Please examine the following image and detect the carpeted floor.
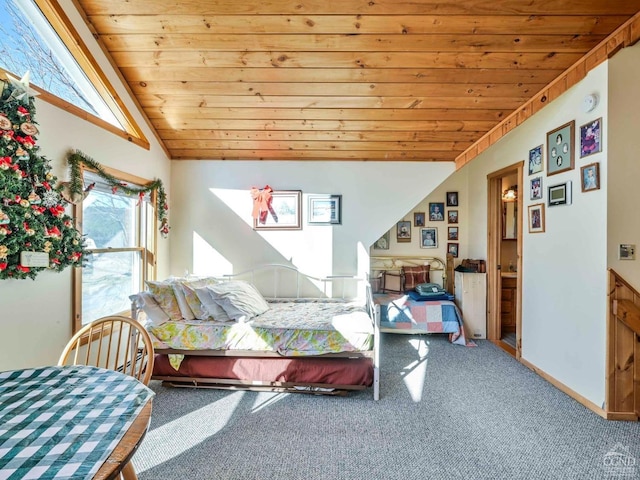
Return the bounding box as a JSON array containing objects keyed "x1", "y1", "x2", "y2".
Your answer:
[{"x1": 133, "y1": 334, "x2": 640, "y2": 480}]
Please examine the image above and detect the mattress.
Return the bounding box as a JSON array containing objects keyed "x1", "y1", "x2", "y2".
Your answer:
[{"x1": 146, "y1": 298, "x2": 374, "y2": 356}]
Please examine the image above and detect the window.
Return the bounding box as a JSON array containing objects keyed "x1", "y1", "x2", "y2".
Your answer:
[
  {"x1": 0, "y1": 0, "x2": 148, "y2": 148},
  {"x1": 74, "y1": 168, "x2": 157, "y2": 329}
]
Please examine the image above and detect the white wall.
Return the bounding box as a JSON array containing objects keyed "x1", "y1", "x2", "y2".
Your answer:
[
  {"x1": 462, "y1": 62, "x2": 610, "y2": 406},
  {"x1": 0, "y1": 2, "x2": 171, "y2": 371},
  {"x1": 169, "y1": 161, "x2": 454, "y2": 279},
  {"x1": 607, "y1": 44, "x2": 640, "y2": 287},
  {"x1": 369, "y1": 168, "x2": 470, "y2": 268}
]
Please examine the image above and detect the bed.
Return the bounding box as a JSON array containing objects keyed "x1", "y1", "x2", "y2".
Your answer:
[
  {"x1": 130, "y1": 264, "x2": 380, "y2": 399},
  {"x1": 370, "y1": 255, "x2": 473, "y2": 346}
]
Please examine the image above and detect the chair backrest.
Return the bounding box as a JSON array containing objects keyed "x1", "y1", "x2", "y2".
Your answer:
[{"x1": 58, "y1": 316, "x2": 154, "y2": 386}]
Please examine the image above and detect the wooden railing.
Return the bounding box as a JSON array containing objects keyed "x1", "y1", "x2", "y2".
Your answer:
[{"x1": 607, "y1": 269, "x2": 640, "y2": 420}]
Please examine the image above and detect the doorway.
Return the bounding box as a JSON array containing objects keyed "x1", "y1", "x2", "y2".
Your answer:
[{"x1": 487, "y1": 162, "x2": 523, "y2": 359}]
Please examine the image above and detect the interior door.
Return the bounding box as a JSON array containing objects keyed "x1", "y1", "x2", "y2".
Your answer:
[{"x1": 487, "y1": 163, "x2": 523, "y2": 359}]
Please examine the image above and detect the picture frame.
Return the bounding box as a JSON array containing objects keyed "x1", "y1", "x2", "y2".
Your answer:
[
  {"x1": 396, "y1": 220, "x2": 411, "y2": 243},
  {"x1": 579, "y1": 118, "x2": 602, "y2": 158},
  {"x1": 528, "y1": 203, "x2": 545, "y2": 233},
  {"x1": 253, "y1": 190, "x2": 302, "y2": 230},
  {"x1": 580, "y1": 163, "x2": 600, "y2": 192},
  {"x1": 414, "y1": 212, "x2": 425, "y2": 227},
  {"x1": 548, "y1": 181, "x2": 572, "y2": 206},
  {"x1": 446, "y1": 192, "x2": 458, "y2": 207},
  {"x1": 528, "y1": 144, "x2": 544, "y2": 175},
  {"x1": 308, "y1": 194, "x2": 341, "y2": 225},
  {"x1": 448, "y1": 226, "x2": 459, "y2": 241},
  {"x1": 373, "y1": 230, "x2": 390, "y2": 250},
  {"x1": 547, "y1": 120, "x2": 575, "y2": 176},
  {"x1": 429, "y1": 202, "x2": 445, "y2": 221},
  {"x1": 448, "y1": 210, "x2": 458, "y2": 224},
  {"x1": 447, "y1": 243, "x2": 459, "y2": 258},
  {"x1": 530, "y1": 176, "x2": 543, "y2": 200},
  {"x1": 420, "y1": 227, "x2": 438, "y2": 248}
]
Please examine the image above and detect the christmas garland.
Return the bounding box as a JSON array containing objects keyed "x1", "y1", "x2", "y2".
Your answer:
[{"x1": 66, "y1": 150, "x2": 170, "y2": 237}]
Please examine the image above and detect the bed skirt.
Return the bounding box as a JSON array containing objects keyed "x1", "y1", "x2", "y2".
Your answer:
[{"x1": 152, "y1": 354, "x2": 374, "y2": 391}]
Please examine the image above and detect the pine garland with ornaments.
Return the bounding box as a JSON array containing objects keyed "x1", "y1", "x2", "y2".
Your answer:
[{"x1": 0, "y1": 73, "x2": 85, "y2": 280}]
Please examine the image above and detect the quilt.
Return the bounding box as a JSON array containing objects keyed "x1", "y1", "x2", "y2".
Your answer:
[{"x1": 374, "y1": 293, "x2": 473, "y2": 346}]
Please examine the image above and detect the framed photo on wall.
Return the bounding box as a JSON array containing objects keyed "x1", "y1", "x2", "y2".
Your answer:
[
  {"x1": 580, "y1": 118, "x2": 602, "y2": 158},
  {"x1": 429, "y1": 202, "x2": 445, "y2": 221},
  {"x1": 420, "y1": 227, "x2": 438, "y2": 248},
  {"x1": 254, "y1": 190, "x2": 302, "y2": 230},
  {"x1": 446, "y1": 192, "x2": 458, "y2": 207},
  {"x1": 448, "y1": 210, "x2": 458, "y2": 224},
  {"x1": 397, "y1": 220, "x2": 411, "y2": 243},
  {"x1": 308, "y1": 194, "x2": 341, "y2": 225},
  {"x1": 528, "y1": 144, "x2": 544, "y2": 175},
  {"x1": 447, "y1": 243, "x2": 459, "y2": 258},
  {"x1": 373, "y1": 230, "x2": 390, "y2": 250},
  {"x1": 530, "y1": 176, "x2": 543, "y2": 200},
  {"x1": 548, "y1": 181, "x2": 572, "y2": 206},
  {"x1": 581, "y1": 163, "x2": 600, "y2": 192},
  {"x1": 448, "y1": 226, "x2": 459, "y2": 240},
  {"x1": 528, "y1": 203, "x2": 545, "y2": 233},
  {"x1": 547, "y1": 121, "x2": 575, "y2": 176},
  {"x1": 414, "y1": 212, "x2": 425, "y2": 227}
]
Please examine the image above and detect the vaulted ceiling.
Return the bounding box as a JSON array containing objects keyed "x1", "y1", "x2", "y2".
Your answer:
[{"x1": 74, "y1": 0, "x2": 640, "y2": 163}]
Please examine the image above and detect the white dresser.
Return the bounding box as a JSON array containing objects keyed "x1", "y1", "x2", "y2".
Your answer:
[{"x1": 454, "y1": 271, "x2": 487, "y2": 339}]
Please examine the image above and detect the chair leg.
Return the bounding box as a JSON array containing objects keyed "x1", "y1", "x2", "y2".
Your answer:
[{"x1": 121, "y1": 461, "x2": 138, "y2": 480}]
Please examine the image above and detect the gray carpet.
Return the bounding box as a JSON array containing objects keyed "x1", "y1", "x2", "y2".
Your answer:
[{"x1": 133, "y1": 335, "x2": 640, "y2": 480}]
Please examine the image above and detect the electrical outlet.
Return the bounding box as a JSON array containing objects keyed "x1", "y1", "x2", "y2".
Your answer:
[{"x1": 619, "y1": 244, "x2": 636, "y2": 260}]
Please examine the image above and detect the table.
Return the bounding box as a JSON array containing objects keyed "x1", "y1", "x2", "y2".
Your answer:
[{"x1": 0, "y1": 365, "x2": 154, "y2": 480}]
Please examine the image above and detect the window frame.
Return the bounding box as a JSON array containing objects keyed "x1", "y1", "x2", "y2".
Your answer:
[
  {"x1": 3, "y1": 0, "x2": 150, "y2": 149},
  {"x1": 73, "y1": 165, "x2": 157, "y2": 332}
]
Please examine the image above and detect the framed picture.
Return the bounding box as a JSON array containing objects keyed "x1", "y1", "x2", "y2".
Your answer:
[
  {"x1": 528, "y1": 144, "x2": 544, "y2": 175},
  {"x1": 547, "y1": 120, "x2": 575, "y2": 176},
  {"x1": 528, "y1": 203, "x2": 545, "y2": 233},
  {"x1": 373, "y1": 230, "x2": 390, "y2": 250},
  {"x1": 308, "y1": 194, "x2": 341, "y2": 225},
  {"x1": 580, "y1": 163, "x2": 600, "y2": 192},
  {"x1": 396, "y1": 220, "x2": 411, "y2": 243},
  {"x1": 580, "y1": 118, "x2": 602, "y2": 158},
  {"x1": 414, "y1": 212, "x2": 425, "y2": 227},
  {"x1": 548, "y1": 181, "x2": 572, "y2": 206},
  {"x1": 448, "y1": 210, "x2": 458, "y2": 224},
  {"x1": 420, "y1": 227, "x2": 438, "y2": 248},
  {"x1": 446, "y1": 192, "x2": 458, "y2": 207},
  {"x1": 253, "y1": 190, "x2": 302, "y2": 230},
  {"x1": 530, "y1": 176, "x2": 543, "y2": 200},
  {"x1": 429, "y1": 202, "x2": 445, "y2": 221},
  {"x1": 448, "y1": 226, "x2": 459, "y2": 241},
  {"x1": 447, "y1": 243, "x2": 459, "y2": 258}
]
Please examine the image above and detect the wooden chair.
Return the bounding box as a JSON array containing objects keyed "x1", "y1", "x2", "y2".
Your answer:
[{"x1": 58, "y1": 316, "x2": 155, "y2": 480}]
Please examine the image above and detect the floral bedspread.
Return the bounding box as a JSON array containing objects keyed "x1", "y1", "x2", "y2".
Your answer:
[{"x1": 146, "y1": 299, "x2": 374, "y2": 359}]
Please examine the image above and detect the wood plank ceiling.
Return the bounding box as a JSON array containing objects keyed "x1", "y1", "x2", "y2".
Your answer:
[{"x1": 74, "y1": 0, "x2": 640, "y2": 162}]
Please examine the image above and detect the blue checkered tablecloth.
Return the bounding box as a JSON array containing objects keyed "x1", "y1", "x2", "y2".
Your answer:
[{"x1": 0, "y1": 365, "x2": 154, "y2": 480}]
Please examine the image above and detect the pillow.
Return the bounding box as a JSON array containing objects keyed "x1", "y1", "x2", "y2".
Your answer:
[
  {"x1": 193, "y1": 286, "x2": 232, "y2": 322},
  {"x1": 180, "y1": 277, "x2": 218, "y2": 320},
  {"x1": 146, "y1": 280, "x2": 183, "y2": 321},
  {"x1": 402, "y1": 265, "x2": 430, "y2": 290},
  {"x1": 172, "y1": 283, "x2": 196, "y2": 320},
  {"x1": 205, "y1": 280, "x2": 269, "y2": 321},
  {"x1": 380, "y1": 271, "x2": 403, "y2": 294},
  {"x1": 130, "y1": 291, "x2": 171, "y2": 325}
]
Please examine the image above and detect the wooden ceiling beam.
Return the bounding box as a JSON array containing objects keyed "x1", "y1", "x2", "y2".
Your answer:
[
  {"x1": 77, "y1": 0, "x2": 640, "y2": 16},
  {"x1": 170, "y1": 149, "x2": 459, "y2": 161}
]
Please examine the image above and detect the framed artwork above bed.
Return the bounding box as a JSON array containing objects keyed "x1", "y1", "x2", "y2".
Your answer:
[{"x1": 254, "y1": 190, "x2": 302, "y2": 230}]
